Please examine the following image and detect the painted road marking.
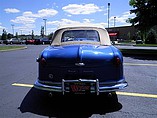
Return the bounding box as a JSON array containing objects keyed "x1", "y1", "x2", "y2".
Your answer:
[
  {"x1": 12, "y1": 83, "x2": 33, "y2": 87},
  {"x1": 116, "y1": 92, "x2": 157, "y2": 99},
  {"x1": 124, "y1": 63, "x2": 157, "y2": 66},
  {"x1": 12, "y1": 83, "x2": 157, "y2": 99}
]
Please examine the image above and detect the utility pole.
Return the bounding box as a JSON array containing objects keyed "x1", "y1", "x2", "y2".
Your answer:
[
  {"x1": 20, "y1": 30, "x2": 22, "y2": 35},
  {"x1": 107, "y1": 3, "x2": 110, "y2": 28},
  {"x1": 114, "y1": 17, "x2": 116, "y2": 41},
  {"x1": 11, "y1": 24, "x2": 14, "y2": 36},
  {"x1": 114, "y1": 17, "x2": 116, "y2": 28},
  {"x1": 43, "y1": 19, "x2": 47, "y2": 36}
]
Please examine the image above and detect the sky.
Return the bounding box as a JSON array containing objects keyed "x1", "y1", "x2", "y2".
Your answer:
[{"x1": 0, "y1": 0, "x2": 135, "y2": 35}]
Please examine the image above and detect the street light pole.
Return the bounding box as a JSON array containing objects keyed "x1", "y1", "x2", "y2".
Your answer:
[
  {"x1": 108, "y1": 3, "x2": 110, "y2": 28},
  {"x1": 11, "y1": 24, "x2": 14, "y2": 36},
  {"x1": 20, "y1": 30, "x2": 22, "y2": 35},
  {"x1": 114, "y1": 17, "x2": 116, "y2": 28},
  {"x1": 43, "y1": 19, "x2": 47, "y2": 36},
  {"x1": 114, "y1": 17, "x2": 116, "y2": 41}
]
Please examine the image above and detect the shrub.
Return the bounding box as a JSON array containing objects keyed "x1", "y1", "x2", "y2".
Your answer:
[{"x1": 145, "y1": 27, "x2": 157, "y2": 44}]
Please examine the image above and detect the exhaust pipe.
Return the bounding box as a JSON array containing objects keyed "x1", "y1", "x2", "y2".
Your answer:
[
  {"x1": 108, "y1": 92, "x2": 113, "y2": 97},
  {"x1": 48, "y1": 92, "x2": 53, "y2": 97}
]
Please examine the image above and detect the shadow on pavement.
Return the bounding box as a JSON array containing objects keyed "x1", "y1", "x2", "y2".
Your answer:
[{"x1": 19, "y1": 87, "x2": 122, "y2": 118}]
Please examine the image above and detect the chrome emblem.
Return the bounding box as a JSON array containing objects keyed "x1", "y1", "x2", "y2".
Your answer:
[
  {"x1": 49, "y1": 74, "x2": 53, "y2": 79},
  {"x1": 75, "y1": 62, "x2": 85, "y2": 66}
]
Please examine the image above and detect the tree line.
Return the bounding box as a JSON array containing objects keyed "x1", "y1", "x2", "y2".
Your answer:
[
  {"x1": 128, "y1": 0, "x2": 157, "y2": 44},
  {"x1": 1, "y1": 26, "x2": 53, "y2": 41}
]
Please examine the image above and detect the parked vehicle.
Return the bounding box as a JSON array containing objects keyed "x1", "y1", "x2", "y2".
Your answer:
[
  {"x1": 136, "y1": 39, "x2": 143, "y2": 44},
  {"x1": 34, "y1": 24, "x2": 128, "y2": 96},
  {"x1": 25, "y1": 39, "x2": 35, "y2": 45},
  {"x1": 34, "y1": 38, "x2": 41, "y2": 45},
  {"x1": 3, "y1": 38, "x2": 23, "y2": 45},
  {"x1": 0, "y1": 40, "x2": 3, "y2": 44},
  {"x1": 135, "y1": 37, "x2": 143, "y2": 44},
  {"x1": 34, "y1": 38, "x2": 51, "y2": 45},
  {"x1": 40, "y1": 38, "x2": 51, "y2": 45},
  {"x1": 3, "y1": 39, "x2": 9, "y2": 45}
]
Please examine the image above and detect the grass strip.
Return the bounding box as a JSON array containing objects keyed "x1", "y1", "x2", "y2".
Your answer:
[{"x1": 0, "y1": 46, "x2": 26, "y2": 51}]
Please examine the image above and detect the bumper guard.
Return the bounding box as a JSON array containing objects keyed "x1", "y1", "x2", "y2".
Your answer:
[{"x1": 34, "y1": 79, "x2": 128, "y2": 95}]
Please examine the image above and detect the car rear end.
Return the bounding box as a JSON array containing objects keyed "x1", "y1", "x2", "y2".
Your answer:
[
  {"x1": 35, "y1": 45, "x2": 127, "y2": 95},
  {"x1": 34, "y1": 25, "x2": 128, "y2": 95}
]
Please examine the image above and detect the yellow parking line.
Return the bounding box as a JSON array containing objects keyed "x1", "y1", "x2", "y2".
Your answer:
[
  {"x1": 12, "y1": 83, "x2": 33, "y2": 88},
  {"x1": 116, "y1": 92, "x2": 157, "y2": 99},
  {"x1": 124, "y1": 63, "x2": 157, "y2": 66},
  {"x1": 12, "y1": 83, "x2": 157, "y2": 99}
]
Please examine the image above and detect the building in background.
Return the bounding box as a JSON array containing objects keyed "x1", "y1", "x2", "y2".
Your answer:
[{"x1": 106, "y1": 26, "x2": 137, "y2": 42}]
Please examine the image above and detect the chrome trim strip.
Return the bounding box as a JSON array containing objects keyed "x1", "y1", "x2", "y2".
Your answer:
[
  {"x1": 34, "y1": 80, "x2": 62, "y2": 92},
  {"x1": 75, "y1": 62, "x2": 85, "y2": 66},
  {"x1": 96, "y1": 79, "x2": 99, "y2": 95},
  {"x1": 62, "y1": 79, "x2": 65, "y2": 95},
  {"x1": 34, "y1": 79, "x2": 128, "y2": 94}
]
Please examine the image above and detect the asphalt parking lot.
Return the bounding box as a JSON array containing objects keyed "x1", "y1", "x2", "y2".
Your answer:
[{"x1": 0, "y1": 45, "x2": 157, "y2": 118}]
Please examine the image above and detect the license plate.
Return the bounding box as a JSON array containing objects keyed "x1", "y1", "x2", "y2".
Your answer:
[{"x1": 69, "y1": 82, "x2": 91, "y2": 94}]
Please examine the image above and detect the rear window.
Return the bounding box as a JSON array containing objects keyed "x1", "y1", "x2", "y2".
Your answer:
[{"x1": 61, "y1": 30, "x2": 100, "y2": 42}]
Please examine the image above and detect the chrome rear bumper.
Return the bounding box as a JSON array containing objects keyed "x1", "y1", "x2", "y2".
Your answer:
[{"x1": 34, "y1": 79, "x2": 128, "y2": 95}]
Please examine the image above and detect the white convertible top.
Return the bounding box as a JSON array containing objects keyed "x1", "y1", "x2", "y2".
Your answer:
[{"x1": 51, "y1": 23, "x2": 111, "y2": 46}]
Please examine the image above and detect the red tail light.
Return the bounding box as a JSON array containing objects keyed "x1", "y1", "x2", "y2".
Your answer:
[
  {"x1": 113, "y1": 57, "x2": 121, "y2": 66},
  {"x1": 38, "y1": 57, "x2": 47, "y2": 66},
  {"x1": 41, "y1": 58, "x2": 46, "y2": 65}
]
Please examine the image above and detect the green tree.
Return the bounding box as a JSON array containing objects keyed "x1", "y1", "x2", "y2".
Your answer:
[
  {"x1": 41, "y1": 26, "x2": 44, "y2": 38},
  {"x1": 128, "y1": 0, "x2": 157, "y2": 42},
  {"x1": 7, "y1": 33, "x2": 13, "y2": 39},
  {"x1": 145, "y1": 26, "x2": 157, "y2": 44},
  {"x1": 15, "y1": 32, "x2": 18, "y2": 38},
  {"x1": 1, "y1": 29, "x2": 7, "y2": 40},
  {"x1": 48, "y1": 32, "x2": 53, "y2": 40},
  {"x1": 31, "y1": 30, "x2": 34, "y2": 39}
]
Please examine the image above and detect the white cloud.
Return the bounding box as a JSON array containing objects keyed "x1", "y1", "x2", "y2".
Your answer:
[
  {"x1": 116, "y1": 11, "x2": 133, "y2": 23},
  {"x1": 62, "y1": 4, "x2": 103, "y2": 15},
  {"x1": 47, "y1": 19, "x2": 99, "y2": 27},
  {"x1": 23, "y1": 9, "x2": 58, "y2": 18},
  {"x1": 0, "y1": 25, "x2": 6, "y2": 30},
  {"x1": 109, "y1": 11, "x2": 135, "y2": 27},
  {"x1": 67, "y1": 14, "x2": 72, "y2": 17},
  {"x1": 46, "y1": 19, "x2": 108, "y2": 32},
  {"x1": 11, "y1": 16, "x2": 36, "y2": 24},
  {"x1": 37, "y1": 9, "x2": 58, "y2": 18},
  {"x1": 0, "y1": 23, "x2": 6, "y2": 34},
  {"x1": 15, "y1": 24, "x2": 35, "y2": 31},
  {"x1": 23, "y1": 11, "x2": 37, "y2": 17},
  {"x1": 83, "y1": 19, "x2": 95, "y2": 23},
  {"x1": 10, "y1": 8, "x2": 58, "y2": 34},
  {"x1": 13, "y1": 24, "x2": 37, "y2": 35},
  {"x1": 11, "y1": 8, "x2": 58, "y2": 24},
  {"x1": 4, "y1": 8, "x2": 20, "y2": 13},
  {"x1": 47, "y1": 19, "x2": 81, "y2": 26},
  {"x1": 47, "y1": 27, "x2": 56, "y2": 34},
  {"x1": 99, "y1": 22, "x2": 108, "y2": 27}
]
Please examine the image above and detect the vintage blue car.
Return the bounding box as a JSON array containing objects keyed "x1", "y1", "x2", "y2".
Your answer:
[{"x1": 34, "y1": 24, "x2": 128, "y2": 96}]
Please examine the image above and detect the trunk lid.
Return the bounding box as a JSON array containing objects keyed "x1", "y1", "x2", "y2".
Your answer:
[
  {"x1": 39, "y1": 45, "x2": 122, "y2": 82},
  {"x1": 45, "y1": 44, "x2": 114, "y2": 67}
]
